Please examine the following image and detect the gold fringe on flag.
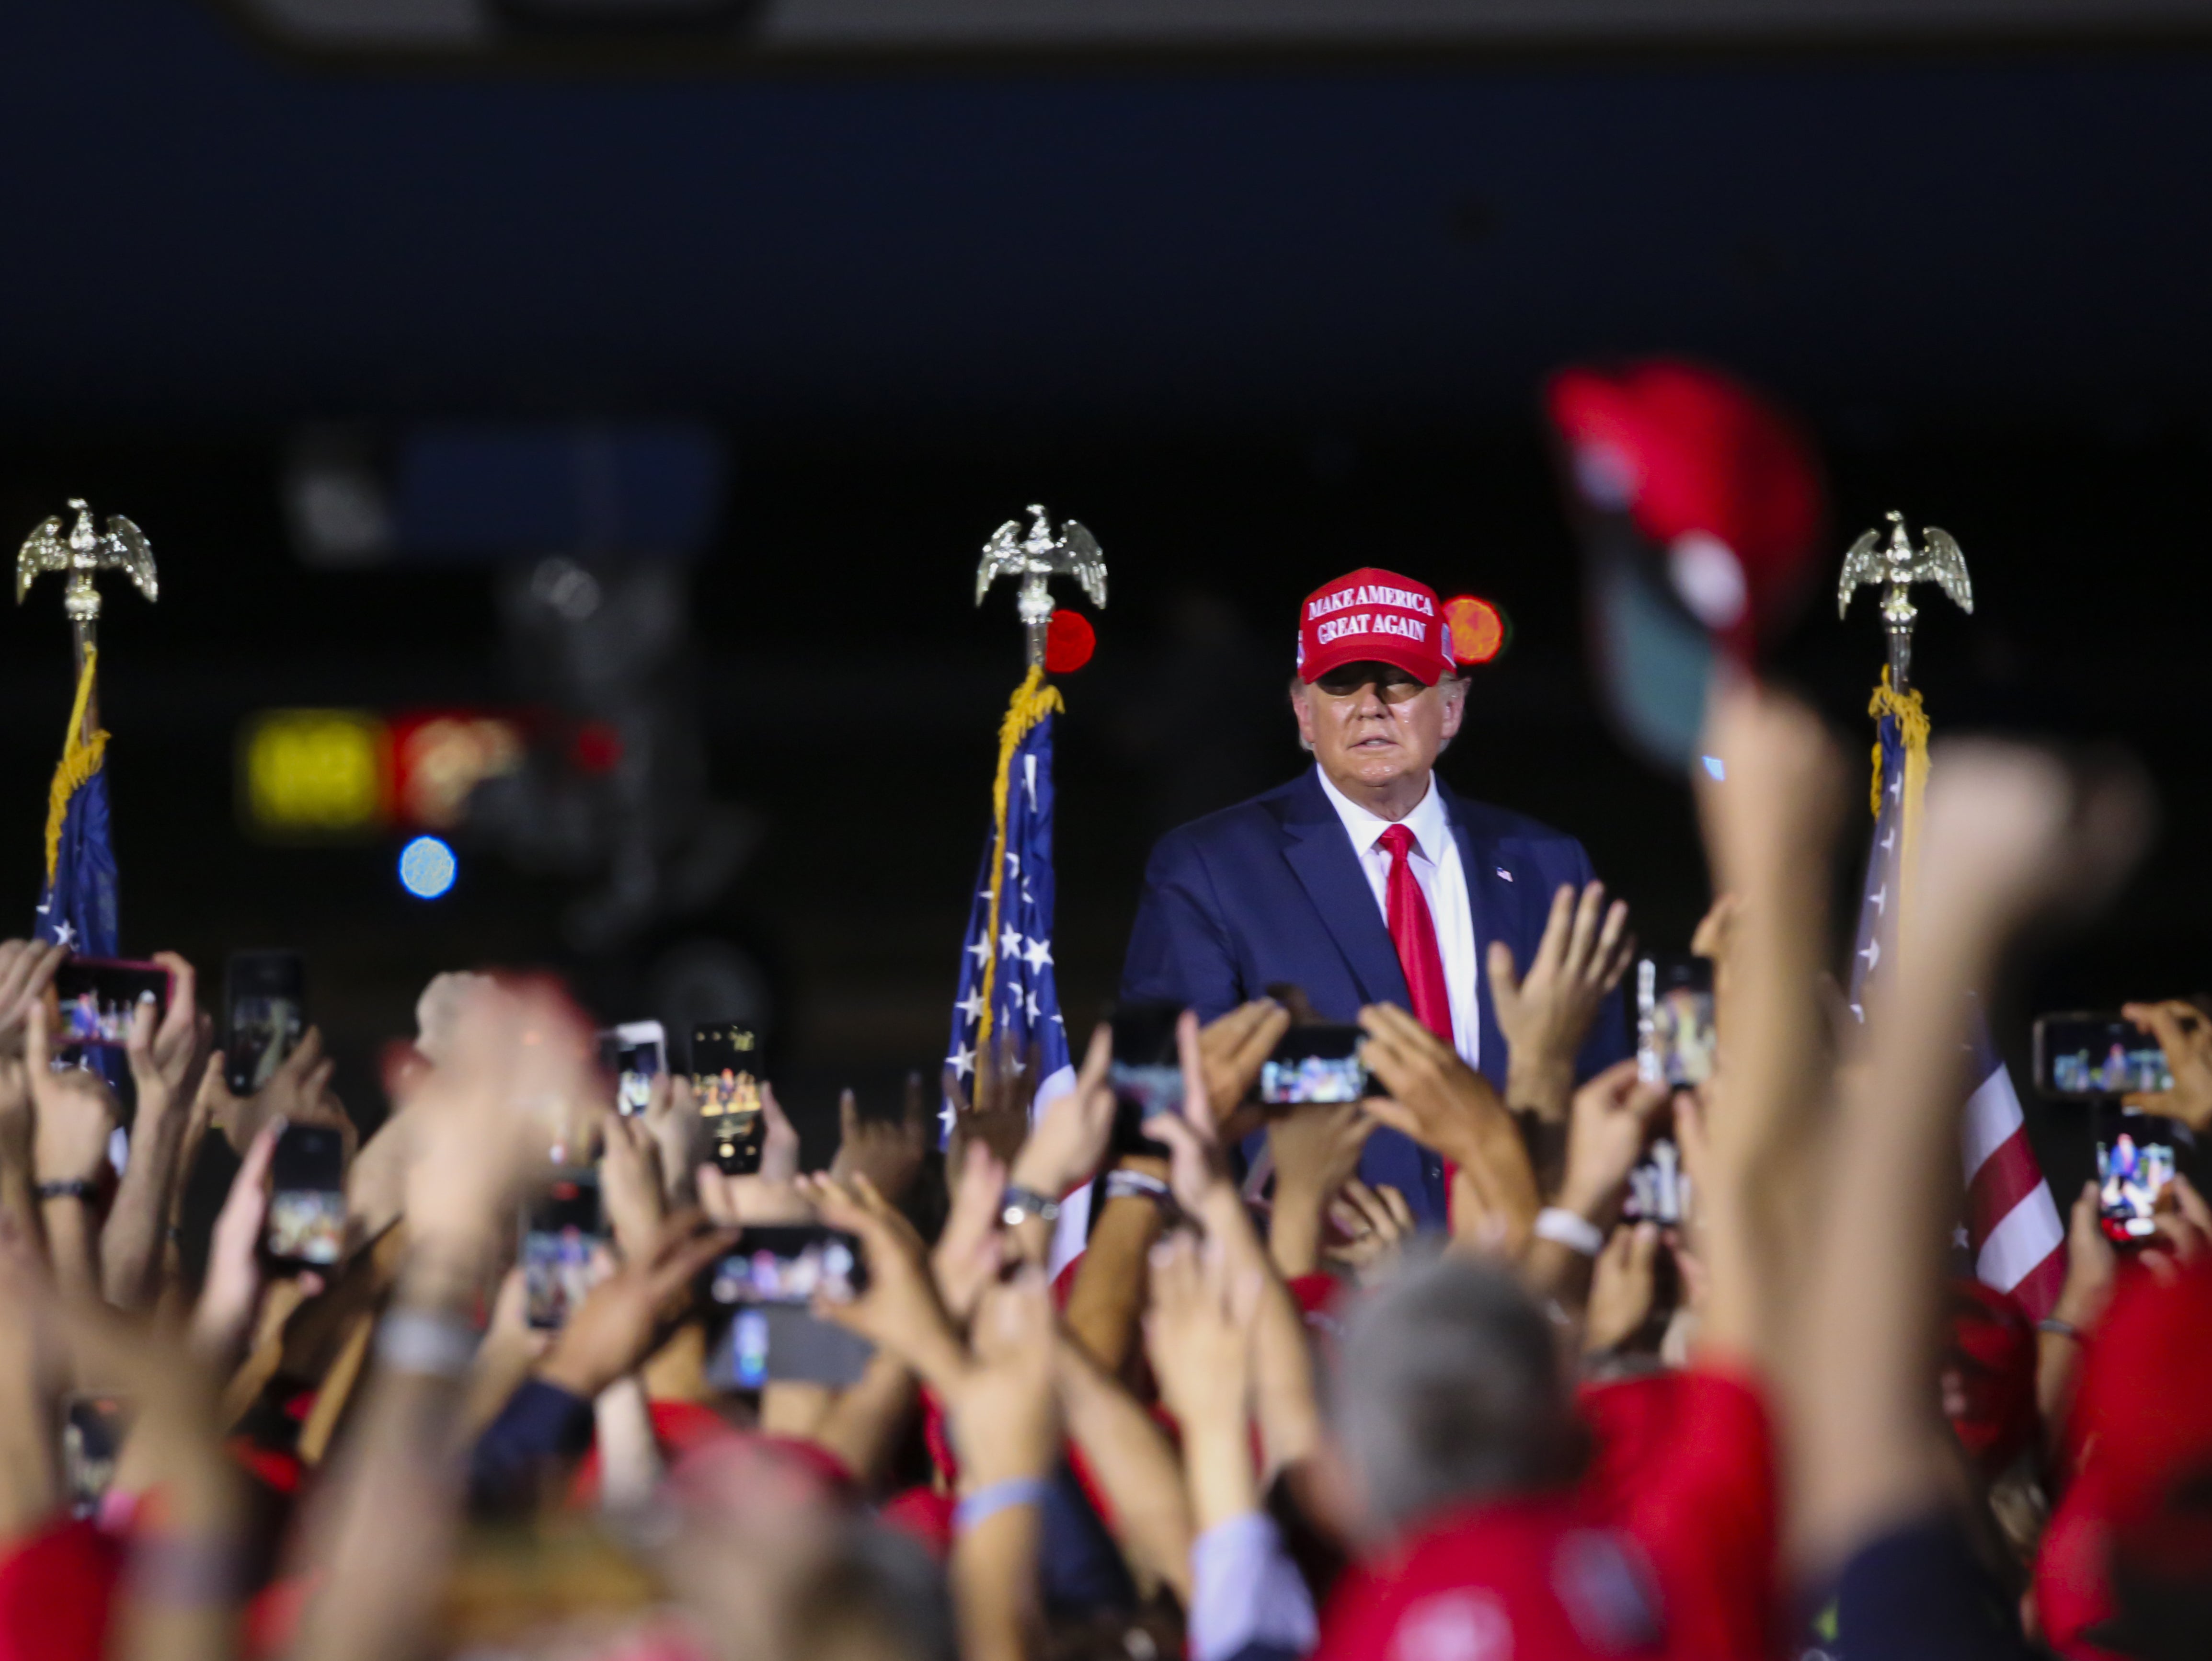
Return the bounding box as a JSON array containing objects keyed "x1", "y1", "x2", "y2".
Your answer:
[
  {"x1": 974, "y1": 665, "x2": 1064, "y2": 1053},
  {"x1": 1868, "y1": 664, "x2": 1930, "y2": 922},
  {"x1": 44, "y1": 650, "x2": 108, "y2": 886}
]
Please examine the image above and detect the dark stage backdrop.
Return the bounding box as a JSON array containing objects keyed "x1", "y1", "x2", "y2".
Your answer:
[{"x1": 0, "y1": 417, "x2": 2203, "y2": 1202}]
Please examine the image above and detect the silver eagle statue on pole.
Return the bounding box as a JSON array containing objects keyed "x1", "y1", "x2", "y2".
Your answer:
[
  {"x1": 1836, "y1": 510, "x2": 1972, "y2": 693},
  {"x1": 976, "y1": 505, "x2": 1107, "y2": 669},
  {"x1": 17, "y1": 499, "x2": 160, "y2": 742}
]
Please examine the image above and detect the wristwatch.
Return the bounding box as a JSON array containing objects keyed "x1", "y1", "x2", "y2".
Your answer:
[{"x1": 1000, "y1": 1185, "x2": 1061, "y2": 1228}]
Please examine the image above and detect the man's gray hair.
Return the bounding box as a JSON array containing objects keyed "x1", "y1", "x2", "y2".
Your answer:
[{"x1": 1328, "y1": 1248, "x2": 1576, "y2": 1538}]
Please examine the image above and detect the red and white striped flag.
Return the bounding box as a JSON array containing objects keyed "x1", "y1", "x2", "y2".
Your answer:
[{"x1": 1847, "y1": 677, "x2": 2066, "y2": 1317}]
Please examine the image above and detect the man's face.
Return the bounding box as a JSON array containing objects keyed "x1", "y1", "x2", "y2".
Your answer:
[{"x1": 1292, "y1": 661, "x2": 1465, "y2": 795}]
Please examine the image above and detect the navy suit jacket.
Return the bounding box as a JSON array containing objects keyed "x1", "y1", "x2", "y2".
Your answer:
[{"x1": 1119, "y1": 766, "x2": 1629, "y2": 1224}]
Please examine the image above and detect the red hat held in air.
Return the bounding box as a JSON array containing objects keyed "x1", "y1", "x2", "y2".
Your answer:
[{"x1": 1297, "y1": 567, "x2": 1456, "y2": 687}]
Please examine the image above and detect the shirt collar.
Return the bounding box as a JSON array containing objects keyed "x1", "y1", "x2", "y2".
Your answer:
[{"x1": 1315, "y1": 767, "x2": 1452, "y2": 862}]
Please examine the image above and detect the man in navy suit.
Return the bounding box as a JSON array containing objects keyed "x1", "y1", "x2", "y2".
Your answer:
[{"x1": 1120, "y1": 566, "x2": 1632, "y2": 1226}]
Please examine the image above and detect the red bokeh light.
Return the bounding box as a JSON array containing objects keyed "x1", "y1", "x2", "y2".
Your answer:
[{"x1": 1044, "y1": 609, "x2": 1096, "y2": 675}]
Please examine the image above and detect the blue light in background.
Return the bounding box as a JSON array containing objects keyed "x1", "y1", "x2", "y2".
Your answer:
[
  {"x1": 399, "y1": 835, "x2": 458, "y2": 899},
  {"x1": 1700, "y1": 755, "x2": 1726, "y2": 781}
]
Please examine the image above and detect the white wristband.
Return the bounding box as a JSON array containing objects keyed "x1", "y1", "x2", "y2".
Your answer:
[{"x1": 1533, "y1": 1207, "x2": 1605, "y2": 1258}]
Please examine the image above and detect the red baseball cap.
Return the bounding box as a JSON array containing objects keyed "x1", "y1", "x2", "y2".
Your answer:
[
  {"x1": 2037, "y1": 1261, "x2": 2212, "y2": 1656},
  {"x1": 1297, "y1": 568, "x2": 1455, "y2": 687},
  {"x1": 1544, "y1": 358, "x2": 1823, "y2": 655}
]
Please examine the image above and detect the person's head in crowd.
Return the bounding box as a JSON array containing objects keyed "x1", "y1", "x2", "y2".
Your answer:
[
  {"x1": 1325, "y1": 1248, "x2": 1580, "y2": 1542},
  {"x1": 1288, "y1": 568, "x2": 1467, "y2": 815}
]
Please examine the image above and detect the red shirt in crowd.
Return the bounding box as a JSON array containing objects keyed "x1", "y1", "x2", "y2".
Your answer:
[{"x1": 1316, "y1": 1368, "x2": 1777, "y2": 1661}]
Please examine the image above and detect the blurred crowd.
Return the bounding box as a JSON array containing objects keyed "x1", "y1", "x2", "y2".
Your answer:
[{"x1": 0, "y1": 681, "x2": 2206, "y2": 1661}]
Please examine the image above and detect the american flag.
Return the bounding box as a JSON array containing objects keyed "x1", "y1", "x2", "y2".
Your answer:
[
  {"x1": 945, "y1": 668, "x2": 1082, "y2": 1259},
  {"x1": 35, "y1": 653, "x2": 119, "y2": 959},
  {"x1": 1848, "y1": 677, "x2": 2067, "y2": 1317}
]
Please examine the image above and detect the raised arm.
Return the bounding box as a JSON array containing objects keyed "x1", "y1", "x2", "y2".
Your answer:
[{"x1": 1793, "y1": 743, "x2": 2145, "y2": 1581}]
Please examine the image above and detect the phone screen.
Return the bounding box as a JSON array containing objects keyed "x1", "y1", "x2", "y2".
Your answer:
[
  {"x1": 693, "y1": 1024, "x2": 764, "y2": 1174},
  {"x1": 599, "y1": 1021, "x2": 665, "y2": 1118},
  {"x1": 2097, "y1": 1117, "x2": 2177, "y2": 1244},
  {"x1": 226, "y1": 951, "x2": 307, "y2": 1095},
  {"x1": 710, "y1": 1306, "x2": 875, "y2": 1390},
  {"x1": 2036, "y1": 1014, "x2": 2175, "y2": 1099},
  {"x1": 1258, "y1": 1025, "x2": 1369, "y2": 1106},
  {"x1": 1622, "y1": 1135, "x2": 1688, "y2": 1226},
  {"x1": 1110, "y1": 1002, "x2": 1184, "y2": 1119},
  {"x1": 264, "y1": 1124, "x2": 347, "y2": 1269},
  {"x1": 51, "y1": 960, "x2": 171, "y2": 1049},
  {"x1": 61, "y1": 1394, "x2": 131, "y2": 1520},
  {"x1": 1637, "y1": 958, "x2": 1716, "y2": 1089},
  {"x1": 703, "y1": 1226, "x2": 868, "y2": 1307},
  {"x1": 700, "y1": 1228, "x2": 872, "y2": 1389},
  {"x1": 521, "y1": 1176, "x2": 604, "y2": 1329}
]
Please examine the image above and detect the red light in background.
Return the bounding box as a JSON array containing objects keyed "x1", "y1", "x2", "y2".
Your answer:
[
  {"x1": 572, "y1": 721, "x2": 623, "y2": 775},
  {"x1": 1443, "y1": 595, "x2": 1509, "y2": 665},
  {"x1": 1044, "y1": 609, "x2": 1096, "y2": 674}
]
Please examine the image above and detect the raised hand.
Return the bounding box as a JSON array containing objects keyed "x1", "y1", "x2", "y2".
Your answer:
[
  {"x1": 190, "y1": 1120, "x2": 290, "y2": 1364},
  {"x1": 800, "y1": 1171, "x2": 967, "y2": 1388},
  {"x1": 597, "y1": 1110, "x2": 667, "y2": 1261},
  {"x1": 1266, "y1": 1100, "x2": 1372, "y2": 1278},
  {"x1": 1197, "y1": 998, "x2": 1291, "y2": 1144},
  {"x1": 829, "y1": 1074, "x2": 930, "y2": 1207},
  {"x1": 2119, "y1": 999, "x2": 2212, "y2": 1133},
  {"x1": 943, "y1": 1267, "x2": 1060, "y2": 1489},
  {"x1": 642, "y1": 1070, "x2": 699, "y2": 1209},
  {"x1": 932, "y1": 1140, "x2": 1009, "y2": 1327},
  {"x1": 695, "y1": 1082, "x2": 809, "y2": 1226},
  {"x1": 1007, "y1": 1022, "x2": 1115, "y2": 1203},
  {"x1": 199, "y1": 1025, "x2": 342, "y2": 1158},
  {"x1": 1357, "y1": 1001, "x2": 1539, "y2": 1238},
  {"x1": 1487, "y1": 882, "x2": 1634, "y2": 1119},
  {"x1": 400, "y1": 976, "x2": 596, "y2": 1268},
  {"x1": 24, "y1": 1004, "x2": 120, "y2": 1186},
  {"x1": 1584, "y1": 1221, "x2": 1662, "y2": 1356},
  {"x1": 534, "y1": 1212, "x2": 732, "y2": 1402},
  {"x1": 1555, "y1": 1058, "x2": 1672, "y2": 1227},
  {"x1": 0, "y1": 941, "x2": 65, "y2": 1060},
  {"x1": 1324, "y1": 1179, "x2": 1414, "y2": 1286},
  {"x1": 945, "y1": 1030, "x2": 1043, "y2": 1171}
]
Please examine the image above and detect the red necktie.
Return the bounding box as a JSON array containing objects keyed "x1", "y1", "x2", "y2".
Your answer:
[{"x1": 1377, "y1": 823, "x2": 1456, "y2": 1047}]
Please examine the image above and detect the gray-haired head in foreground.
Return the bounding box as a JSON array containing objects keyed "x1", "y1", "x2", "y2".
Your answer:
[{"x1": 1329, "y1": 1248, "x2": 1579, "y2": 1540}]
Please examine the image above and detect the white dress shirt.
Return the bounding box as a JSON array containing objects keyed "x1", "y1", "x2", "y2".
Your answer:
[{"x1": 1316, "y1": 768, "x2": 1480, "y2": 1071}]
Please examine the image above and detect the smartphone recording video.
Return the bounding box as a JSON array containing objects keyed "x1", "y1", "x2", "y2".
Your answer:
[
  {"x1": 1622, "y1": 1135, "x2": 1688, "y2": 1226},
  {"x1": 2034, "y1": 1013, "x2": 2174, "y2": 1100},
  {"x1": 1636, "y1": 957, "x2": 1716, "y2": 1090},
  {"x1": 598, "y1": 1020, "x2": 665, "y2": 1118},
  {"x1": 1110, "y1": 1001, "x2": 1184, "y2": 1119},
  {"x1": 1257, "y1": 1024, "x2": 1369, "y2": 1106},
  {"x1": 699, "y1": 1227, "x2": 872, "y2": 1389},
  {"x1": 51, "y1": 959, "x2": 171, "y2": 1049},
  {"x1": 521, "y1": 1175, "x2": 604, "y2": 1330},
  {"x1": 704, "y1": 1226, "x2": 868, "y2": 1306},
  {"x1": 2097, "y1": 1116, "x2": 2177, "y2": 1245},
  {"x1": 226, "y1": 950, "x2": 306, "y2": 1095},
  {"x1": 264, "y1": 1123, "x2": 347, "y2": 1271},
  {"x1": 692, "y1": 1024, "x2": 764, "y2": 1174}
]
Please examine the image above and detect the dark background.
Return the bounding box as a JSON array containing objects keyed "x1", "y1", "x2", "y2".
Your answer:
[{"x1": 5, "y1": 1, "x2": 2212, "y2": 1193}]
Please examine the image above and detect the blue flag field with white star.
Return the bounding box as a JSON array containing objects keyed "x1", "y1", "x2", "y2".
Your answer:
[
  {"x1": 36, "y1": 653, "x2": 120, "y2": 959},
  {"x1": 945, "y1": 667, "x2": 1076, "y2": 1127}
]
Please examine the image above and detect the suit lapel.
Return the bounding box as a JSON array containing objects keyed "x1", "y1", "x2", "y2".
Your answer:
[
  {"x1": 1276, "y1": 770, "x2": 1410, "y2": 1009},
  {"x1": 1445, "y1": 786, "x2": 1521, "y2": 1087}
]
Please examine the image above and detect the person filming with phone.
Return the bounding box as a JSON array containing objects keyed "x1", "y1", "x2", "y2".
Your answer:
[{"x1": 1120, "y1": 567, "x2": 1633, "y2": 1225}]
